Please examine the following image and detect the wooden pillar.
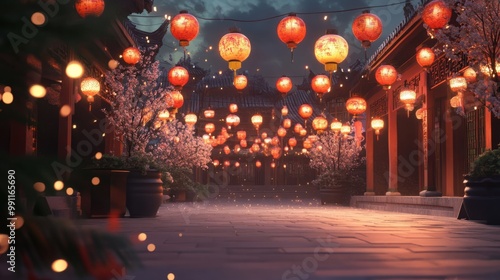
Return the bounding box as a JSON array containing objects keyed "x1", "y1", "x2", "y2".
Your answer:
[
  {"x1": 386, "y1": 90, "x2": 400, "y2": 196},
  {"x1": 365, "y1": 104, "x2": 375, "y2": 195},
  {"x1": 444, "y1": 105, "x2": 455, "y2": 196},
  {"x1": 419, "y1": 72, "x2": 441, "y2": 197},
  {"x1": 485, "y1": 108, "x2": 492, "y2": 150}
]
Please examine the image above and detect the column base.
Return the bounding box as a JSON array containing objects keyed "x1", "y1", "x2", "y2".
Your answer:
[
  {"x1": 385, "y1": 191, "x2": 401, "y2": 196},
  {"x1": 419, "y1": 189, "x2": 442, "y2": 197},
  {"x1": 364, "y1": 191, "x2": 375, "y2": 196}
]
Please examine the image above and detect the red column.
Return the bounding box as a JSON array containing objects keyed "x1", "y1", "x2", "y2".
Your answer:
[
  {"x1": 365, "y1": 104, "x2": 375, "y2": 195},
  {"x1": 386, "y1": 90, "x2": 400, "y2": 196}
]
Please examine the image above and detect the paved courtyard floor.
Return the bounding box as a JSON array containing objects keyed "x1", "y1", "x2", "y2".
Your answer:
[{"x1": 71, "y1": 200, "x2": 500, "y2": 280}]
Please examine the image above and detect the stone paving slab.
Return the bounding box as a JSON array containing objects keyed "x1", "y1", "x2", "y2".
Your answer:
[{"x1": 8, "y1": 200, "x2": 499, "y2": 280}]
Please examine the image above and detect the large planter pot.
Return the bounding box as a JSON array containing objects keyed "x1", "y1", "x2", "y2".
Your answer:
[
  {"x1": 126, "y1": 170, "x2": 163, "y2": 218},
  {"x1": 78, "y1": 169, "x2": 129, "y2": 218},
  {"x1": 319, "y1": 188, "x2": 350, "y2": 206},
  {"x1": 463, "y1": 175, "x2": 500, "y2": 224}
]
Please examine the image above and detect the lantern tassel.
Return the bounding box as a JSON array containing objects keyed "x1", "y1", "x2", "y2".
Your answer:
[{"x1": 290, "y1": 48, "x2": 294, "y2": 63}]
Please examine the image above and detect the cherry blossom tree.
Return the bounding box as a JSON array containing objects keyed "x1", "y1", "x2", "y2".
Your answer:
[
  {"x1": 433, "y1": 0, "x2": 500, "y2": 116},
  {"x1": 153, "y1": 119, "x2": 212, "y2": 170},
  {"x1": 308, "y1": 130, "x2": 365, "y2": 174},
  {"x1": 104, "y1": 47, "x2": 172, "y2": 158}
]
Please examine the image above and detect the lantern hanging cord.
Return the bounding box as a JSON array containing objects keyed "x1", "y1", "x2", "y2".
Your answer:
[{"x1": 129, "y1": 1, "x2": 409, "y2": 23}]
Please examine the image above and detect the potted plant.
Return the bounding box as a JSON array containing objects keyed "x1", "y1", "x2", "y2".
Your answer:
[
  {"x1": 462, "y1": 147, "x2": 500, "y2": 224},
  {"x1": 164, "y1": 167, "x2": 209, "y2": 202},
  {"x1": 308, "y1": 129, "x2": 365, "y2": 205},
  {"x1": 74, "y1": 155, "x2": 130, "y2": 218}
]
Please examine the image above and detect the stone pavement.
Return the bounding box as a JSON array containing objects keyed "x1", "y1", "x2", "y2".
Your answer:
[{"x1": 71, "y1": 199, "x2": 500, "y2": 280}]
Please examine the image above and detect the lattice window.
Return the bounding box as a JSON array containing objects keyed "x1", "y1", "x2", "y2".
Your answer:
[
  {"x1": 466, "y1": 107, "x2": 485, "y2": 169},
  {"x1": 429, "y1": 54, "x2": 468, "y2": 88},
  {"x1": 370, "y1": 94, "x2": 388, "y2": 117}
]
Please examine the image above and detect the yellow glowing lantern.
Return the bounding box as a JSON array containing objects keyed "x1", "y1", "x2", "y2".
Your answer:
[
  {"x1": 330, "y1": 118, "x2": 342, "y2": 133},
  {"x1": 251, "y1": 114, "x2": 263, "y2": 131},
  {"x1": 399, "y1": 88, "x2": 417, "y2": 116},
  {"x1": 450, "y1": 95, "x2": 462, "y2": 108},
  {"x1": 312, "y1": 115, "x2": 328, "y2": 133},
  {"x1": 213, "y1": 159, "x2": 220, "y2": 166},
  {"x1": 80, "y1": 77, "x2": 100, "y2": 97},
  {"x1": 204, "y1": 108, "x2": 215, "y2": 119},
  {"x1": 225, "y1": 114, "x2": 240, "y2": 129},
  {"x1": 158, "y1": 110, "x2": 170, "y2": 121},
  {"x1": 170, "y1": 10, "x2": 199, "y2": 47},
  {"x1": 371, "y1": 117, "x2": 384, "y2": 140},
  {"x1": 340, "y1": 123, "x2": 351, "y2": 136},
  {"x1": 299, "y1": 128, "x2": 307, "y2": 137},
  {"x1": 314, "y1": 29, "x2": 349, "y2": 73},
  {"x1": 219, "y1": 29, "x2": 251, "y2": 71},
  {"x1": 184, "y1": 113, "x2": 197, "y2": 127},
  {"x1": 449, "y1": 76, "x2": 467, "y2": 93}
]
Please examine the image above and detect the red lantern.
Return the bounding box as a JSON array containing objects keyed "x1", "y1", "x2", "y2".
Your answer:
[
  {"x1": 283, "y1": 118, "x2": 292, "y2": 129},
  {"x1": 229, "y1": 103, "x2": 238, "y2": 113},
  {"x1": 312, "y1": 115, "x2": 328, "y2": 133},
  {"x1": 375, "y1": 64, "x2": 398, "y2": 90},
  {"x1": 223, "y1": 145, "x2": 231, "y2": 155},
  {"x1": 219, "y1": 29, "x2": 251, "y2": 71},
  {"x1": 294, "y1": 123, "x2": 303, "y2": 134},
  {"x1": 281, "y1": 105, "x2": 289, "y2": 116},
  {"x1": 416, "y1": 47, "x2": 435, "y2": 69},
  {"x1": 170, "y1": 10, "x2": 199, "y2": 47},
  {"x1": 236, "y1": 130, "x2": 247, "y2": 140},
  {"x1": 240, "y1": 139, "x2": 248, "y2": 148},
  {"x1": 298, "y1": 104, "x2": 313, "y2": 120},
  {"x1": 225, "y1": 114, "x2": 240, "y2": 129},
  {"x1": 75, "y1": 0, "x2": 105, "y2": 18},
  {"x1": 463, "y1": 67, "x2": 477, "y2": 83},
  {"x1": 288, "y1": 137, "x2": 297, "y2": 149},
  {"x1": 204, "y1": 108, "x2": 215, "y2": 119},
  {"x1": 251, "y1": 114, "x2": 263, "y2": 131},
  {"x1": 205, "y1": 123, "x2": 215, "y2": 134},
  {"x1": 352, "y1": 10, "x2": 383, "y2": 48},
  {"x1": 345, "y1": 96, "x2": 367, "y2": 116},
  {"x1": 314, "y1": 29, "x2": 349, "y2": 73},
  {"x1": 277, "y1": 13, "x2": 306, "y2": 61},
  {"x1": 422, "y1": 0, "x2": 452, "y2": 30},
  {"x1": 168, "y1": 66, "x2": 189, "y2": 90},
  {"x1": 303, "y1": 139, "x2": 312, "y2": 149},
  {"x1": 277, "y1": 127, "x2": 287, "y2": 138},
  {"x1": 167, "y1": 91, "x2": 184, "y2": 109},
  {"x1": 276, "y1": 76, "x2": 293, "y2": 96},
  {"x1": 233, "y1": 75, "x2": 247, "y2": 90},
  {"x1": 255, "y1": 160, "x2": 262, "y2": 168},
  {"x1": 122, "y1": 47, "x2": 141, "y2": 65},
  {"x1": 311, "y1": 75, "x2": 330, "y2": 101}
]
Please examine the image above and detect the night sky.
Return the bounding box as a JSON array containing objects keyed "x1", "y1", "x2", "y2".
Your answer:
[{"x1": 130, "y1": 0, "x2": 417, "y2": 84}]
